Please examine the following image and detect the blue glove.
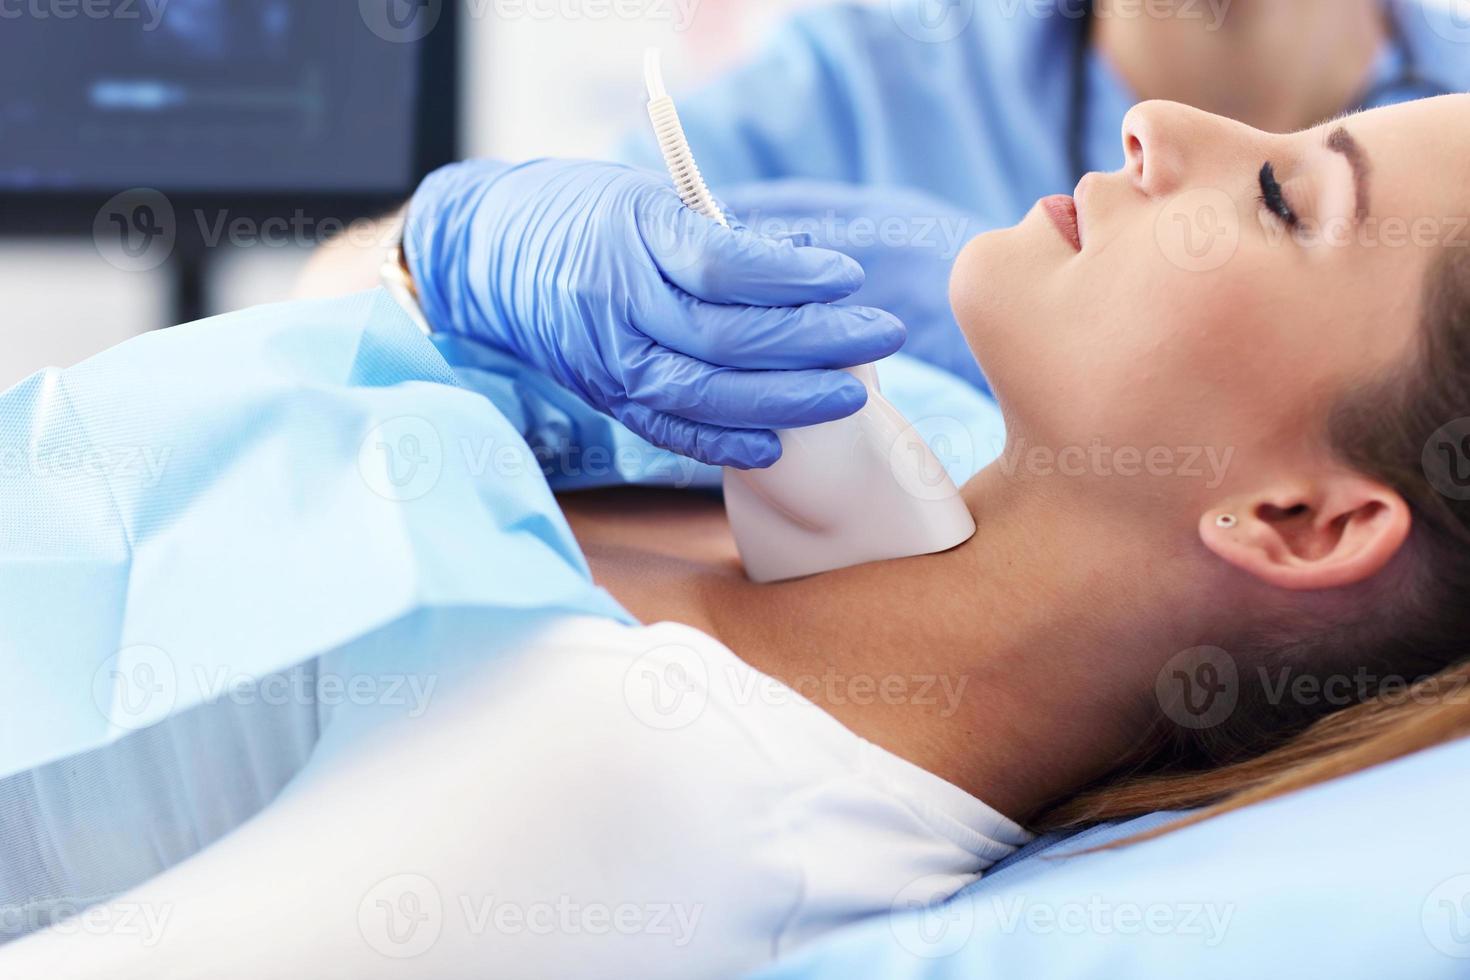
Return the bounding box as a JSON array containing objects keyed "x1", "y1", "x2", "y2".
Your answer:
[
  {"x1": 404, "y1": 158, "x2": 907, "y2": 469},
  {"x1": 720, "y1": 180, "x2": 995, "y2": 394}
]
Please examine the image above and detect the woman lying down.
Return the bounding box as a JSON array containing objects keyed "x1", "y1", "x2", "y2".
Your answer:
[{"x1": 5, "y1": 95, "x2": 1470, "y2": 977}]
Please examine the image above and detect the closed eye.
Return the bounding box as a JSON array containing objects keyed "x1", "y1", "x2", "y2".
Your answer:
[{"x1": 1258, "y1": 162, "x2": 1298, "y2": 228}]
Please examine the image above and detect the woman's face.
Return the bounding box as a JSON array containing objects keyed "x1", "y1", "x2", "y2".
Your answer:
[{"x1": 952, "y1": 95, "x2": 1470, "y2": 512}]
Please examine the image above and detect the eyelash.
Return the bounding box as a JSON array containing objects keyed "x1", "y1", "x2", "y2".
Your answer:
[{"x1": 1258, "y1": 162, "x2": 1299, "y2": 228}]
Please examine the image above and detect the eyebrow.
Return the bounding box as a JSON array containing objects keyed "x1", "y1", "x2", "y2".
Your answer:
[{"x1": 1326, "y1": 126, "x2": 1372, "y2": 222}]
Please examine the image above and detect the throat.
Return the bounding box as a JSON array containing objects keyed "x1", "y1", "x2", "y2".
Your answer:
[
  {"x1": 563, "y1": 485, "x2": 1015, "y2": 807},
  {"x1": 560, "y1": 474, "x2": 1203, "y2": 825}
]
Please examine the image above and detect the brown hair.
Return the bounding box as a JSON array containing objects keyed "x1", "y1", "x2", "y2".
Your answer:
[{"x1": 1034, "y1": 245, "x2": 1470, "y2": 837}]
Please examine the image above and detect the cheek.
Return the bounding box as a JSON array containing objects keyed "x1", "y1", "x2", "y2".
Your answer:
[
  {"x1": 1009, "y1": 254, "x2": 1267, "y2": 448},
  {"x1": 1063, "y1": 255, "x2": 1312, "y2": 450},
  {"x1": 947, "y1": 219, "x2": 1318, "y2": 452}
]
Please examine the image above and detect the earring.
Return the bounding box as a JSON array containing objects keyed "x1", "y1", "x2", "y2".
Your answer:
[{"x1": 1216, "y1": 514, "x2": 1238, "y2": 529}]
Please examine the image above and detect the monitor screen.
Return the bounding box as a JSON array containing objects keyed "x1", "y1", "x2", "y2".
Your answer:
[{"x1": 0, "y1": 0, "x2": 439, "y2": 195}]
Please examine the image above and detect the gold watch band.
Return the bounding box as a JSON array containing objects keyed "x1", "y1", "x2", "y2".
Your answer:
[{"x1": 380, "y1": 225, "x2": 432, "y2": 336}]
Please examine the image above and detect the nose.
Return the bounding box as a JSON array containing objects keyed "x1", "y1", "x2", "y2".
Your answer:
[{"x1": 1121, "y1": 100, "x2": 1200, "y2": 198}]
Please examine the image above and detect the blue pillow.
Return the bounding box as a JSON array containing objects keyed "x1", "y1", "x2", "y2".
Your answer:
[{"x1": 755, "y1": 735, "x2": 1470, "y2": 978}]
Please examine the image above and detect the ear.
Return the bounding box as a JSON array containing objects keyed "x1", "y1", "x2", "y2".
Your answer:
[{"x1": 1199, "y1": 475, "x2": 1412, "y2": 592}]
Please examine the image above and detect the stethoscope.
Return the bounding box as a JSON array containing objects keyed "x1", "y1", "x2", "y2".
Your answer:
[{"x1": 1065, "y1": 0, "x2": 1455, "y2": 183}]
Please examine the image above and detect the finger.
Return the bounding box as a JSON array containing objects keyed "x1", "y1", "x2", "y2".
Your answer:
[
  {"x1": 618, "y1": 342, "x2": 870, "y2": 430},
  {"x1": 641, "y1": 201, "x2": 865, "y2": 307},
  {"x1": 613, "y1": 401, "x2": 782, "y2": 470},
  {"x1": 644, "y1": 295, "x2": 905, "y2": 370}
]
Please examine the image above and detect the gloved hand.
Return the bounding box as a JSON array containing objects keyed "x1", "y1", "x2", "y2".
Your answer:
[
  {"x1": 404, "y1": 158, "x2": 906, "y2": 469},
  {"x1": 720, "y1": 180, "x2": 995, "y2": 394}
]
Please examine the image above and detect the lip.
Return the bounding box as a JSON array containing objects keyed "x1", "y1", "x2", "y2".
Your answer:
[{"x1": 1040, "y1": 194, "x2": 1081, "y2": 252}]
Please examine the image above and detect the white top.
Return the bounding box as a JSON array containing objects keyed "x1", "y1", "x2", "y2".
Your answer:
[{"x1": 1, "y1": 617, "x2": 1029, "y2": 979}]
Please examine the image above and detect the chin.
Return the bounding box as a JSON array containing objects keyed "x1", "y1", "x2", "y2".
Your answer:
[
  {"x1": 948, "y1": 221, "x2": 1087, "y2": 440},
  {"x1": 948, "y1": 227, "x2": 1030, "y2": 378}
]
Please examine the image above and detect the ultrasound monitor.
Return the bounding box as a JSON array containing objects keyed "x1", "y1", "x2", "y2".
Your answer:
[{"x1": 0, "y1": 0, "x2": 457, "y2": 223}]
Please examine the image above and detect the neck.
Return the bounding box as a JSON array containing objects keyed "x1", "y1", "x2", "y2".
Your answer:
[
  {"x1": 709, "y1": 464, "x2": 1222, "y2": 824},
  {"x1": 1094, "y1": 0, "x2": 1388, "y2": 133}
]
